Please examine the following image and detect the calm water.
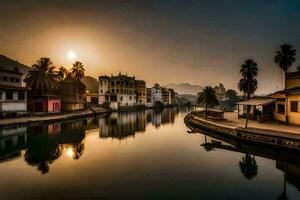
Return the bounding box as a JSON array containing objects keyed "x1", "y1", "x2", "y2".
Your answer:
[{"x1": 0, "y1": 107, "x2": 300, "y2": 200}]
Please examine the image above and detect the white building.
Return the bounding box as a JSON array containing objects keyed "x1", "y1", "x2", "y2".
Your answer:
[
  {"x1": 151, "y1": 83, "x2": 162, "y2": 103},
  {"x1": 98, "y1": 74, "x2": 137, "y2": 110},
  {"x1": 0, "y1": 67, "x2": 27, "y2": 116}
]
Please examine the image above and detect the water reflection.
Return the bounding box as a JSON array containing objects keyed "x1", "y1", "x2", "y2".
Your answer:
[
  {"x1": 99, "y1": 107, "x2": 180, "y2": 140},
  {"x1": 0, "y1": 107, "x2": 184, "y2": 174},
  {"x1": 188, "y1": 125, "x2": 300, "y2": 199}
]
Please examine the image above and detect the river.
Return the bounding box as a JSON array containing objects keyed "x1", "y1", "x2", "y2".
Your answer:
[{"x1": 0, "y1": 107, "x2": 299, "y2": 199}]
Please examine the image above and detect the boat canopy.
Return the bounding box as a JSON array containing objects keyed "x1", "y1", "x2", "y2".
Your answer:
[{"x1": 238, "y1": 98, "x2": 276, "y2": 106}]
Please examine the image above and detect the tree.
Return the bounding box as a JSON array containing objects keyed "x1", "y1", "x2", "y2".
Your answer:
[
  {"x1": 238, "y1": 59, "x2": 258, "y2": 128},
  {"x1": 71, "y1": 61, "x2": 85, "y2": 80},
  {"x1": 239, "y1": 154, "x2": 258, "y2": 180},
  {"x1": 24, "y1": 57, "x2": 60, "y2": 96},
  {"x1": 58, "y1": 66, "x2": 68, "y2": 80},
  {"x1": 297, "y1": 64, "x2": 300, "y2": 72},
  {"x1": 197, "y1": 86, "x2": 219, "y2": 120},
  {"x1": 274, "y1": 44, "x2": 296, "y2": 89}
]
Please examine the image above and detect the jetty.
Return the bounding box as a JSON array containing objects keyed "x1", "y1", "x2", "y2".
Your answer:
[{"x1": 185, "y1": 111, "x2": 300, "y2": 151}]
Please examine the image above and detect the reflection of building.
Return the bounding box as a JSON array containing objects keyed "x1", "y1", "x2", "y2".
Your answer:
[
  {"x1": 61, "y1": 76, "x2": 86, "y2": 111},
  {"x1": 0, "y1": 126, "x2": 27, "y2": 162},
  {"x1": 277, "y1": 161, "x2": 300, "y2": 190},
  {"x1": 99, "y1": 111, "x2": 146, "y2": 140},
  {"x1": 25, "y1": 120, "x2": 86, "y2": 174},
  {"x1": 0, "y1": 67, "x2": 27, "y2": 116},
  {"x1": 98, "y1": 74, "x2": 137, "y2": 110},
  {"x1": 135, "y1": 80, "x2": 146, "y2": 105}
]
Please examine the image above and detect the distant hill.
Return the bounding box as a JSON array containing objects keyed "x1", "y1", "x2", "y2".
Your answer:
[
  {"x1": 0, "y1": 55, "x2": 31, "y2": 75},
  {"x1": 81, "y1": 76, "x2": 98, "y2": 93},
  {"x1": 165, "y1": 83, "x2": 203, "y2": 95}
]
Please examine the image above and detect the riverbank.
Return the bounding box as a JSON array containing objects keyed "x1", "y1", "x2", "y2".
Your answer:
[
  {"x1": 0, "y1": 107, "x2": 108, "y2": 126},
  {"x1": 185, "y1": 111, "x2": 300, "y2": 150}
]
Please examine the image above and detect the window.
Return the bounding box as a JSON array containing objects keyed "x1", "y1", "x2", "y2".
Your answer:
[
  {"x1": 5, "y1": 91, "x2": 13, "y2": 100},
  {"x1": 291, "y1": 101, "x2": 298, "y2": 112},
  {"x1": 0, "y1": 91, "x2": 2, "y2": 100},
  {"x1": 112, "y1": 89, "x2": 115, "y2": 93},
  {"x1": 15, "y1": 78, "x2": 20, "y2": 83},
  {"x1": 3, "y1": 76, "x2": 8, "y2": 81},
  {"x1": 277, "y1": 104, "x2": 285, "y2": 114},
  {"x1": 18, "y1": 91, "x2": 25, "y2": 100},
  {"x1": 10, "y1": 77, "x2": 14, "y2": 82},
  {"x1": 100, "y1": 90, "x2": 103, "y2": 93},
  {"x1": 129, "y1": 96, "x2": 132, "y2": 100},
  {"x1": 120, "y1": 96, "x2": 123, "y2": 101}
]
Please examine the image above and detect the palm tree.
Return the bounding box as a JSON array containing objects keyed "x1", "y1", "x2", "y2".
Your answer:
[
  {"x1": 24, "y1": 57, "x2": 60, "y2": 96},
  {"x1": 58, "y1": 66, "x2": 68, "y2": 80},
  {"x1": 198, "y1": 86, "x2": 219, "y2": 120},
  {"x1": 297, "y1": 64, "x2": 300, "y2": 72},
  {"x1": 238, "y1": 59, "x2": 258, "y2": 128},
  {"x1": 239, "y1": 153, "x2": 258, "y2": 180},
  {"x1": 274, "y1": 44, "x2": 296, "y2": 90},
  {"x1": 71, "y1": 61, "x2": 85, "y2": 80}
]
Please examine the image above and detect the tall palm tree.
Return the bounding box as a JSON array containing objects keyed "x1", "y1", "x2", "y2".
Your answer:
[
  {"x1": 71, "y1": 61, "x2": 85, "y2": 80},
  {"x1": 239, "y1": 153, "x2": 258, "y2": 180},
  {"x1": 238, "y1": 59, "x2": 258, "y2": 128},
  {"x1": 24, "y1": 57, "x2": 60, "y2": 96},
  {"x1": 58, "y1": 66, "x2": 68, "y2": 80},
  {"x1": 71, "y1": 61, "x2": 85, "y2": 97},
  {"x1": 198, "y1": 86, "x2": 219, "y2": 120},
  {"x1": 274, "y1": 44, "x2": 296, "y2": 90}
]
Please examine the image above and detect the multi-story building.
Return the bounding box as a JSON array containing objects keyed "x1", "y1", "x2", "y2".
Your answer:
[
  {"x1": 151, "y1": 83, "x2": 162, "y2": 103},
  {"x1": 214, "y1": 83, "x2": 226, "y2": 101},
  {"x1": 169, "y1": 88, "x2": 177, "y2": 105},
  {"x1": 99, "y1": 74, "x2": 137, "y2": 110},
  {"x1": 0, "y1": 67, "x2": 27, "y2": 116},
  {"x1": 162, "y1": 87, "x2": 171, "y2": 105},
  {"x1": 60, "y1": 76, "x2": 86, "y2": 111},
  {"x1": 134, "y1": 80, "x2": 146, "y2": 105}
]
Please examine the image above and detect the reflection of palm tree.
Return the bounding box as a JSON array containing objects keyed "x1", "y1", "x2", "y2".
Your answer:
[
  {"x1": 278, "y1": 163, "x2": 288, "y2": 200},
  {"x1": 25, "y1": 134, "x2": 62, "y2": 174},
  {"x1": 72, "y1": 142, "x2": 85, "y2": 160},
  {"x1": 239, "y1": 154, "x2": 258, "y2": 180}
]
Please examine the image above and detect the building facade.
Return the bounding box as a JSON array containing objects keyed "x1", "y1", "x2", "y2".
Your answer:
[
  {"x1": 0, "y1": 67, "x2": 27, "y2": 116},
  {"x1": 61, "y1": 76, "x2": 86, "y2": 111},
  {"x1": 214, "y1": 83, "x2": 226, "y2": 101},
  {"x1": 134, "y1": 80, "x2": 146, "y2": 105},
  {"x1": 98, "y1": 74, "x2": 137, "y2": 110},
  {"x1": 151, "y1": 83, "x2": 162, "y2": 103},
  {"x1": 27, "y1": 94, "x2": 61, "y2": 113},
  {"x1": 162, "y1": 87, "x2": 171, "y2": 105}
]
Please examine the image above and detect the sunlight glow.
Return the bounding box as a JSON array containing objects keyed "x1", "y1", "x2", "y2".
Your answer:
[
  {"x1": 66, "y1": 147, "x2": 74, "y2": 158},
  {"x1": 67, "y1": 50, "x2": 77, "y2": 60}
]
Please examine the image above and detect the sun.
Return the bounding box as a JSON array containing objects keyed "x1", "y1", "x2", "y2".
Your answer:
[{"x1": 67, "y1": 50, "x2": 77, "y2": 60}]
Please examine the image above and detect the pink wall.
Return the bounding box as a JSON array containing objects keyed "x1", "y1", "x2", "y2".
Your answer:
[{"x1": 47, "y1": 98, "x2": 61, "y2": 112}]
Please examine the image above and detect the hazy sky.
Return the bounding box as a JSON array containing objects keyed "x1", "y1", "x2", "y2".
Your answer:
[{"x1": 1, "y1": 0, "x2": 300, "y2": 94}]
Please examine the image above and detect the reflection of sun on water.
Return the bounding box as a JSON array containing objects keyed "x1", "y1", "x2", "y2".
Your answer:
[{"x1": 66, "y1": 147, "x2": 74, "y2": 158}]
